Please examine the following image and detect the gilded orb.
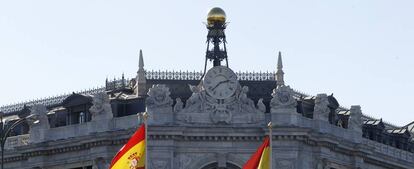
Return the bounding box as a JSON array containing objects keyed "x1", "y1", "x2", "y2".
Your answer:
[{"x1": 207, "y1": 7, "x2": 226, "y2": 25}]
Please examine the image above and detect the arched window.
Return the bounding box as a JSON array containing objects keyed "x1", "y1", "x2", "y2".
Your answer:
[{"x1": 79, "y1": 112, "x2": 85, "y2": 124}]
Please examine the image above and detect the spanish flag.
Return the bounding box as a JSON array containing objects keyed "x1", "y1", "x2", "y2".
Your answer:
[
  {"x1": 242, "y1": 136, "x2": 270, "y2": 169},
  {"x1": 110, "y1": 124, "x2": 146, "y2": 169}
]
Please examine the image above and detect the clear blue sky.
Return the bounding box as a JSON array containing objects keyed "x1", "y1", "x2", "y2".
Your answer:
[{"x1": 1, "y1": 1, "x2": 413, "y2": 126}]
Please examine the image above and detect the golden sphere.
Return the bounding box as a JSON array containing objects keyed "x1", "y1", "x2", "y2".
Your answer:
[{"x1": 207, "y1": 7, "x2": 226, "y2": 25}]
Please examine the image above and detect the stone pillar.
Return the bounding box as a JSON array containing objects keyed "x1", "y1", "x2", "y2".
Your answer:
[
  {"x1": 349, "y1": 105, "x2": 363, "y2": 133},
  {"x1": 314, "y1": 94, "x2": 330, "y2": 122},
  {"x1": 28, "y1": 104, "x2": 50, "y2": 143}
]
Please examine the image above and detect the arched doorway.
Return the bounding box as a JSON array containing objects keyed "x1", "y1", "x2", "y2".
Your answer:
[{"x1": 200, "y1": 162, "x2": 241, "y2": 169}]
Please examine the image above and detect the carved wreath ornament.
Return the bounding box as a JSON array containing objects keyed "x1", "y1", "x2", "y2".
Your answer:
[
  {"x1": 146, "y1": 84, "x2": 173, "y2": 108},
  {"x1": 270, "y1": 85, "x2": 297, "y2": 109}
]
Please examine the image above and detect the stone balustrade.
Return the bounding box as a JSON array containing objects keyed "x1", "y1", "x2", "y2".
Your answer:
[
  {"x1": 4, "y1": 134, "x2": 29, "y2": 149},
  {"x1": 363, "y1": 139, "x2": 413, "y2": 162}
]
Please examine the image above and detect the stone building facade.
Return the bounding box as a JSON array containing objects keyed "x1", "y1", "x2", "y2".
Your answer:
[{"x1": 1, "y1": 9, "x2": 414, "y2": 169}]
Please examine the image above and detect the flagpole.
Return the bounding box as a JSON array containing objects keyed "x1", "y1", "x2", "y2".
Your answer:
[
  {"x1": 267, "y1": 122, "x2": 273, "y2": 169},
  {"x1": 142, "y1": 112, "x2": 149, "y2": 169}
]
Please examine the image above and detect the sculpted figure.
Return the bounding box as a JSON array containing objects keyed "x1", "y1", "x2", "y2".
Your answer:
[
  {"x1": 28, "y1": 104, "x2": 49, "y2": 129},
  {"x1": 239, "y1": 86, "x2": 253, "y2": 105},
  {"x1": 186, "y1": 84, "x2": 202, "y2": 107},
  {"x1": 257, "y1": 98, "x2": 266, "y2": 113},
  {"x1": 314, "y1": 94, "x2": 330, "y2": 121},
  {"x1": 174, "y1": 98, "x2": 183, "y2": 113},
  {"x1": 89, "y1": 92, "x2": 113, "y2": 120},
  {"x1": 238, "y1": 86, "x2": 257, "y2": 113}
]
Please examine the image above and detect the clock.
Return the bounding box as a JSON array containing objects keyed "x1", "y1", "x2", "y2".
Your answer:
[{"x1": 203, "y1": 66, "x2": 238, "y2": 99}]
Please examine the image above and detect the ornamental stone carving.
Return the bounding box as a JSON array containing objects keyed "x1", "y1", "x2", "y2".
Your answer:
[
  {"x1": 151, "y1": 159, "x2": 168, "y2": 169},
  {"x1": 146, "y1": 84, "x2": 174, "y2": 124},
  {"x1": 177, "y1": 84, "x2": 264, "y2": 125},
  {"x1": 146, "y1": 84, "x2": 173, "y2": 109},
  {"x1": 349, "y1": 105, "x2": 363, "y2": 132},
  {"x1": 257, "y1": 98, "x2": 266, "y2": 113},
  {"x1": 174, "y1": 98, "x2": 183, "y2": 113},
  {"x1": 28, "y1": 104, "x2": 49, "y2": 143},
  {"x1": 276, "y1": 159, "x2": 295, "y2": 169},
  {"x1": 270, "y1": 85, "x2": 297, "y2": 113},
  {"x1": 314, "y1": 94, "x2": 330, "y2": 122},
  {"x1": 28, "y1": 104, "x2": 49, "y2": 129},
  {"x1": 89, "y1": 92, "x2": 113, "y2": 121}
]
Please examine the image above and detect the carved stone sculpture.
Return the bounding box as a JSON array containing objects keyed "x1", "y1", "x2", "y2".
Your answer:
[
  {"x1": 146, "y1": 84, "x2": 174, "y2": 124},
  {"x1": 28, "y1": 104, "x2": 49, "y2": 143},
  {"x1": 174, "y1": 98, "x2": 183, "y2": 113},
  {"x1": 89, "y1": 92, "x2": 113, "y2": 121},
  {"x1": 28, "y1": 104, "x2": 49, "y2": 129},
  {"x1": 314, "y1": 94, "x2": 330, "y2": 121},
  {"x1": 257, "y1": 98, "x2": 266, "y2": 113},
  {"x1": 177, "y1": 84, "x2": 264, "y2": 125},
  {"x1": 146, "y1": 84, "x2": 173, "y2": 108},
  {"x1": 239, "y1": 86, "x2": 256, "y2": 113},
  {"x1": 349, "y1": 105, "x2": 363, "y2": 132},
  {"x1": 270, "y1": 85, "x2": 297, "y2": 112}
]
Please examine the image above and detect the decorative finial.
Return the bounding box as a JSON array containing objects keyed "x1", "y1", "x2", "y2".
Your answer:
[
  {"x1": 277, "y1": 51, "x2": 283, "y2": 69},
  {"x1": 267, "y1": 122, "x2": 273, "y2": 129},
  {"x1": 136, "y1": 49, "x2": 147, "y2": 96},
  {"x1": 138, "y1": 49, "x2": 144, "y2": 72},
  {"x1": 276, "y1": 51, "x2": 285, "y2": 87},
  {"x1": 207, "y1": 7, "x2": 226, "y2": 26},
  {"x1": 142, "y1": 112, "x2": 149, "y2": 121}
]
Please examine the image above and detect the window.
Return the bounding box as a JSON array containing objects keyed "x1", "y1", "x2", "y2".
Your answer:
[{"x1": 79, "y1": 112, "x2": 85, "y2": 124}]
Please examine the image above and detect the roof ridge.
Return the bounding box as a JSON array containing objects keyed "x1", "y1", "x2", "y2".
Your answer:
[{"x1": 0, "y1": 86, "x2": 105, "y2": 114}]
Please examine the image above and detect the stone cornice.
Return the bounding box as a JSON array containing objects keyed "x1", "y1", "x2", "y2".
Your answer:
[{"x1": 3, "y1": 126, "x2": 413, "y2": 168}]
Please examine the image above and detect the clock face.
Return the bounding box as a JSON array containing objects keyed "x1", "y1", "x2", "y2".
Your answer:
[{"x1": 203, "y1": 66, "x2": 238, "y2": 99}]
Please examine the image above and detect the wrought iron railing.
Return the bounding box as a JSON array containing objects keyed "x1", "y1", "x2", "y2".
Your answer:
[
  {"x1": 0, "y1": 87, "x2": 104, "y2": 114},
  {"x1": 144, "y1": 70, "x2": 276, "y2": 81}
]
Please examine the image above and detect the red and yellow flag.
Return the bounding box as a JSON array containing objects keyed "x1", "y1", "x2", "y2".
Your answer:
[
  {"x1": 242, "y1": 136, "x2": 270, "y2": 169},
  {"x1": 110, "y1": 124, "x2": 146, "y2": 169}
]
